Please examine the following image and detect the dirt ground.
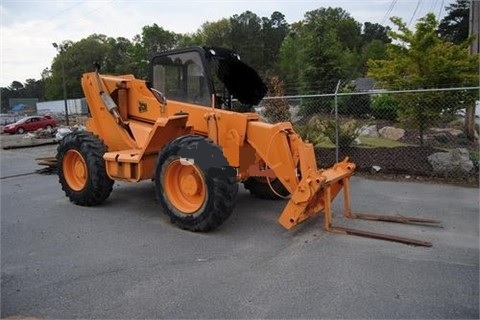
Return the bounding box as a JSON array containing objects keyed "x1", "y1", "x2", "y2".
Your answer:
[{"x1": 316, "y1": 146, "x2": 479, "y2": 187}]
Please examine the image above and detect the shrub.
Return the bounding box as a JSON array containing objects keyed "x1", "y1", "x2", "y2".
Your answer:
[
  {"x1": 297, "y1": 116, "x2": 363, "y2": 149},
  {"x1": 338, "y1": 89, "x2": 371, "y2": 118},
  {"x1": 456, "y1": 132, "x2": 472, "y2": 145},
  {"x1": 371, "y1": 94, "x2": 398, "y2": 121},
  {"x1": 470, "y1": 152, "x2": 479, "y2": 172},
  {"x1": 263, "y1": 76, "x2": 291, "y2": 123},
  {"x1": 294, "y1": 119, "x2": 330, "y2": 148},
  {"x1": 297, "y1": 96, "x2": 334, "y2": 117},
  {"x1": 434, "y1": 134, "x2": 448, "y2": 144},
  {"x1": 321, "y1": 118, "x2": 364, "y2": 149}
]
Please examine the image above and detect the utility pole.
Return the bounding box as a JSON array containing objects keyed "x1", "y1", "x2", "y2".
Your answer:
[
  {"x1": 52, "y1": 42, "x2": 70, "y2": 126},
  {"x1": 466, "y1": 0, "x2": 479, "y2": 140}
]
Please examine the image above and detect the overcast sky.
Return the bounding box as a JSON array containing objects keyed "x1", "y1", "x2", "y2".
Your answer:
[{"x1": 0, "y1": 0, "x2": 454, "y2": 88}]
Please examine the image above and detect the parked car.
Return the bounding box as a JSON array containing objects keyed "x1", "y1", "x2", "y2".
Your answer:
[{"x1": 3, "y1": 115, "x2": 57, "y2": 134}]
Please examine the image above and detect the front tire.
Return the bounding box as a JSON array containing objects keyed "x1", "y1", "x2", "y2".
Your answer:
[
  {"x1": 155, "y1": 135, "x2": 238, "y2": 231},
  {"x1": 57, "y1": 131, "x2": 114, "y2": 206}
]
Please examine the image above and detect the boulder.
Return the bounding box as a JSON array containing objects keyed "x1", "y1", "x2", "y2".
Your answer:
[
  {"x1": 379, "y1": 126, "x2": 405, "y2": 141},
  {"x1": 430, "y1": 128, "x2": 464, "y2": 136},
  {"x1": 427, "y1": 148, "x2": 474, "y2": 175},
  {"x1": 359, "y1": 124, "x2": 379, "y2": 137}
]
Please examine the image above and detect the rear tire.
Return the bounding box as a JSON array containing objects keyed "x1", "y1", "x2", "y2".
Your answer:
[
  {"x1": 57, "y1": 131, "x2": 113, "y2": 206},
  {"x1": 155, "y1": 135, "x2": 238, "y2": 231},
  {"x1": 243, "y1": 177, "x2": 290, "y2": 200}
]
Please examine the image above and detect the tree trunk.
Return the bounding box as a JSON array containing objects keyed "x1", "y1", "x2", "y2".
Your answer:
[{"x1": 464, "y1": 105, "x2": 476, "y2": 140}]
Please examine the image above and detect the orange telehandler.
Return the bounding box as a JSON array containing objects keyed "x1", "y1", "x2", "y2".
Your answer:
[{"x1": 56, "y1": 46, "x2": 440, "y2": 246}]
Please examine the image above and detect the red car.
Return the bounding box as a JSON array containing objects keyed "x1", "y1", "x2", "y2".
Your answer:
[{"x1": 3, "y1": 115, "x2": 57, "y2": 134}]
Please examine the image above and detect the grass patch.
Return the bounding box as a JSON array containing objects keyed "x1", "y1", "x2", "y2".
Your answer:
[
  {"x1": 307, "y1": 136, "x2": 409, "y2": 148},
  {"x1": 358, "y1": 136, "x2": 409, "y2": 148},
  {"x1": 314, "y1": 141, "x2": 335, "y2": 148}
]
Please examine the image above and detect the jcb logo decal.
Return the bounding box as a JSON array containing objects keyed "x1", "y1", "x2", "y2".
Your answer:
[{"x1": 138, "y1": 102, "x2": 148, "y2": 113}]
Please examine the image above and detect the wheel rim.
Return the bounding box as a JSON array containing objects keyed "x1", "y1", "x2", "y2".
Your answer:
[
  {"x1": 164, "y1": 159, "x2": 206, "y2": 214},
  {"x1": 63, "y1": 149, "x2": 88, "y2": 191}
]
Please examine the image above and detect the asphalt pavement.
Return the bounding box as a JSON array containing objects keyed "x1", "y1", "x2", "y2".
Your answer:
[{"x1": 1, "y1": 141, "x2": 479, "y2": 319}]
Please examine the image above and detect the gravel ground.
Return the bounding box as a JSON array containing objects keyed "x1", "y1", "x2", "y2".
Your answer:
[{"x1": 1, "y1": 133, "x2": 478, "y2": 319}]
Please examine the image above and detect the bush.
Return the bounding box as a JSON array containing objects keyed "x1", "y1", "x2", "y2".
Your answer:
[
  {"x1": 297, "y1": 96, "x2": 334, "y2": 117},
  {"x1": 263, "y1": 76, "x2": 291, "y2": 123},
  {"x1": 338, "y1": 90, "x2": 371, "y2": 118},
  {"x1": 296, "y1": 116, "x2": 363, "y2": 149},
  {"x1": 294, "y1": 119, "x2": 330, "y2": 148},
  {"x1": 321, "y1": 118, "x2": 364, "y2": 149},
  {"x1": 434, "y1": 134, "x2": 448, "y2": 144},
  {"x1": 371, "y1": 94, "x2": 398, "y2": 121},
  {"x1": 470, "y1": 152, "x2": 479, "y2": 172},
  {"x1": 457, "y1": 132, "x2": 471, "y2": 146}
]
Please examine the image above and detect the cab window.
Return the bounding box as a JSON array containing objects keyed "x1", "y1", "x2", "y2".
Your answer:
[{"x1": 152, "y1": 51, "x2": 211, "y2": 106}]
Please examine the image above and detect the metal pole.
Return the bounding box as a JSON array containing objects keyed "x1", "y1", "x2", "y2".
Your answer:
[
  {"x1": 465, "y1": 0, "x2": 479, "y2": 138},
  {"x1": 53, "y1": 42, "x2": 69, "y2": 126},
  {"x1": 334, "y1": 80, "x2": 342, "y2": 163},
  {"x1": 60, "y1": 57, "x2": 69, "y2": 126}
]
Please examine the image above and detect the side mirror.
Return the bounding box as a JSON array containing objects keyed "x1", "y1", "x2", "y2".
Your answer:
[{"x1": 151, "y1": 88, "x2": 167, "y2": 113}]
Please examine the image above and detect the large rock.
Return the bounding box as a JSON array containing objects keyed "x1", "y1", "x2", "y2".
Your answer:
[
  {"x1": 427, "y1": 148, "x2": 474, "y2": 175},
  {"x1": 359, "y1": 124, "x2": 379, "y2": 137},
  {"x1": 430, "y1": 128, "x2": 464, "y2": 136},
  {"x1": 379, "y1": 126, "x2": 405, "y2": 140}
]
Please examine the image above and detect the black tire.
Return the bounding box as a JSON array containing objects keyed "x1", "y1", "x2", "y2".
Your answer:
[
  {"x1": 45, "y1": 125, "x2": 53, "y2": 130},
  {"x1": 155, "y1": 135, "x2": 238, "y2": 232},
  {"x1": 243, "y1": 177, "x2": 290, "y2": 200},
  {"x1": 57, "y1": 131, "x2": 114, "y2": 206},
  {"x1": 16, "y1": 127, "x2": 25, "y2": 134}
]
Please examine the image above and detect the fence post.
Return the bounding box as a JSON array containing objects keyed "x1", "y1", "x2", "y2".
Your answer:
[{"x1": 334, "y1": 80, "x2": 342, "y2": 163}]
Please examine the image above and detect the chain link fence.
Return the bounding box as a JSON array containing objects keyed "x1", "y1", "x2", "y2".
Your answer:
[{"x1": 257, "y1": 87, "x2": 480, "y2": 182}]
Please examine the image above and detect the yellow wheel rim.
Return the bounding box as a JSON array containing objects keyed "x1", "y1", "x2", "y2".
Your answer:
[
  {"x1": 164, "y1": 159, "x2": 206, "y2": 214},
  {"x1": 63, "y1": 149, "x2": 87, "y2": 191}
]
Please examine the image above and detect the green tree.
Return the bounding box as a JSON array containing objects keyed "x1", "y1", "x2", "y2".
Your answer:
[
  {"x1": 196, "y1": 19, "x2": 232, "y2": 47},
  {"x1": 278, "y1": 24, "x2": 302, "y2": 95},
  {"x1": 1, "y1": 79, "x2": 46, "y2": 112},
  {"x1": 47, "y1": 36, "x2": 110, "y2": 100},
  {"x1": 261, "y1": 11, "x2": 289, "y2": 75},
  {"x1": 103, "y1": 37, "x2": 135, "y2": 74},
  {"x1": 279, "y1": 7, "x2": 362, "y2": 95},
  {"x1": 10, "y1": 81, "x2": 24, "y2": 91},
  {"x1": 438, "y1": 0, "x2": 470, "y2": 44},
  {"x1": 131, "y1": 24, "x2": 180, "y2": 78},
  {"x1": 438, "y1": 0, "x2": 477, "y2": 140},
  {"x1": 230, "y1": 11, "x2": 264, "y2": 72},
  {"x1": 362, "y1": 22, "x2": 391, "y2": 44},
  {"x1": 368, "y1": 13, "x2": 479, "y2": 144},
  {"x1": 357, "y1": 22, "x2": 391, "y2": 74}
]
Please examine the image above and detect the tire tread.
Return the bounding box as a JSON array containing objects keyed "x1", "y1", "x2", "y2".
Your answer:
[{"x1": 57, "y1": 131, "x2": 113, "y2": 206}]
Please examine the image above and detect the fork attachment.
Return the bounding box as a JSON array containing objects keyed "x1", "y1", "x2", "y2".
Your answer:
[{"x1": 278, "y1": 159, "x2": 440, "y2": 247}]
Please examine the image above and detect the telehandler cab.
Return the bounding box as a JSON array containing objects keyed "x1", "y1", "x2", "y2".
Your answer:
[{"x1": 56, "y1": 46, "x2": 440, "y2": 246}]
